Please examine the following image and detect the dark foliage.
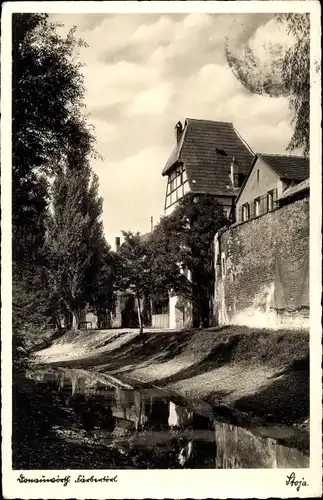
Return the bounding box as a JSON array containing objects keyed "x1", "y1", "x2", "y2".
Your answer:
[
  {"x1": 115, "y1": 231, "x2": 155, "y2": 333},
  {"x1": 148, "y1": 193, "x2": 228, "y2": 327},
  {"x1": 12, "y1": 14, "x2": 97, "y2": 263}
]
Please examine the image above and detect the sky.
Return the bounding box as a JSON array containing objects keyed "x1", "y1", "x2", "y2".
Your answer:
[{"x1": 51, "y1": 13, "x2": 296, "y2": 248}]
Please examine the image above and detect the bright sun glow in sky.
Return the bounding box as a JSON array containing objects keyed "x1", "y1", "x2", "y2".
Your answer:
[{"x1": 51, "y1": 13, "x2": 295, "y2": 248}]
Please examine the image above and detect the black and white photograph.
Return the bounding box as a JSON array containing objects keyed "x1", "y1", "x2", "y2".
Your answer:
[{"x1": 1, "y1": 1, "x2": 322, "y2": 498}]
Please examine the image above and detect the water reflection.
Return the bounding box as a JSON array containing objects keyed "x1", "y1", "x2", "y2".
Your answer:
[{"x1": 37, "y1": 369, "x2": 309, "y2": 469}]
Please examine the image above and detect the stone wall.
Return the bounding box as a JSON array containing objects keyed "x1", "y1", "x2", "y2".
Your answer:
[{"x1": 214, "y1": 196, "x2": 309, "y2": 329}]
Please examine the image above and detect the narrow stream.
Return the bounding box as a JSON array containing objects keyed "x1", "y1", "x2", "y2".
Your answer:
[{"x1": 34, "y1": 369, "x2": 309, "y2": 469}]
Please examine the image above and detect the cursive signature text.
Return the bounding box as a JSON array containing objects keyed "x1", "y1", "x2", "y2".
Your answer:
[{"x1": 286, "y1": 472, "x2": 308, "y2": 492}]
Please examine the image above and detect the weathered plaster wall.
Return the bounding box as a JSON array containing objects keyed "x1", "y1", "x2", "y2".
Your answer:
[
  {"x1": 214, "y1": 197, "x2": 309, "y2": 329},
  {"x1": 169, "y1": 295, "x2": 192, "y2": 329}
]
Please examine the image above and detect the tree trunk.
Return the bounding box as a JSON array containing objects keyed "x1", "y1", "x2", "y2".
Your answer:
[
  {"x1": 63, "y1": 312, "x2": 70, "y2": 329},
  {"x1": 97, "y1": 309, "x2": 107, "y2": 329},
  {"x1": 72, "y1": 310, "x2": 80, "y2": 331},
  {"x1": 136, "y1": 293, "x2": 144, "y2": 334},
  {"x1": 53, "y1": 314, "x2": 62, "y2": 330},
  {"x1": 199, "y1": 287, "x2": 210, "y2": 328},
  {"x1": 192, "y1": 287, "x2": 201, "y2": 328},
  {"x1": 106, "y1": 312, "x2": 112, "y2": 329},
  {"x1": 208, "y1": 293, "x2": 214, "y2": 327}
]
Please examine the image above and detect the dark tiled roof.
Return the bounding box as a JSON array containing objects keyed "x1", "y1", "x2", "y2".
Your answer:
[
  {"x1": 258, "y1": 153, "x2": 309, "y2": 181},
  {"x1": 162, "y1": 118, "x2": 255, "y2": 196},
  {"x1": 277, "y1": 178, "x2": 310, "y2": 201}
]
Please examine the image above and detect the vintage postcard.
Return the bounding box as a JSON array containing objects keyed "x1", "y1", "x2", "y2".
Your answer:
[{"x1": 1, "y1": 1, "x2": 322, "y2": 498}]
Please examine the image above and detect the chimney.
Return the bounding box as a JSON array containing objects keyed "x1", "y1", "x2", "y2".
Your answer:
[
  {"x1": 230, "y1": 156, "x2": 240, "y2": 188},
  {"x1": 150, "y1": 216, "x2": 153, "y2": 232},
  {"x1": 175, "y1": 121, "x2": 183, "y2": 143},
  {"x1": 115, "y1": 236, "x2": 120, "y2": 252}
]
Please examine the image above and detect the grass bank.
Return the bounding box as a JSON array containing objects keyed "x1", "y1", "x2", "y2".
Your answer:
[{"x1": 36, "y1": 326, "x2": 309, "y2": 429}]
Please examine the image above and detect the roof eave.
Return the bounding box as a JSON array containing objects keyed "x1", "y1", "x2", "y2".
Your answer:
[
  {"x1": 162, "y1": 159, "x2": 182, "y2": 176},
  {"x1": 278, "y1": 189, "x2": 309, "y2": 202},
  {"x1": 162, "y1": 122, "x2": 189, "y2": 176}
]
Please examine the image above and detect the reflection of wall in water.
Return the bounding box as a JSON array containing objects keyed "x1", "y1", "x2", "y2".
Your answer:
[
  {"x1": 176, "y1": 410, "x2": 216, "y2": 468},
  {"x1": 179, "y1": 436, "x2": 217, "y2": 468},
  {"x1": 215, "y1": 421, "x2": 309, "y2": 468},
  {"x1": 112, "y1": 389, "x2": 171, "y2": 431},
  {"x1": 168, "y1": 402, "x2": 193, "y2": 428},
  {"x1": 148, "y1": 398, "x2": 170, "y2": 430}
]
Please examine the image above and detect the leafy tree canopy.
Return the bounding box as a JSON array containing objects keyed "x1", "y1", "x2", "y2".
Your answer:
[
  {"x1": 12, "y1": 13, "x2": 97, "y2": 262},
  {"x1": 115, "y1": 231, "x2": 154, "y2": 333},
  {"x1": 148, "y1": 193, "x2": 228, "y2": 327},
  {"x1": 45, "y1": 163, "x2": 109, "y2": 330}
]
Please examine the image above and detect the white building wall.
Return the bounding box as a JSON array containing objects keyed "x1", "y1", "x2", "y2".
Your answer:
[
  {"x1": 236, "y1": 158, "x2": 282, "y2": 215},
  {"x1": 169, "y1": 295, "x2": 178, "y2": 329}
]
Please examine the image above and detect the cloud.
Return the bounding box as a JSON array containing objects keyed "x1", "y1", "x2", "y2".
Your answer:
[
  {"x1": 51, "y1": 13, "x2": 106, "y2": 32},
  {"x1": 92, "y1": 14, "x2": 185, "y2": 65},
  {"x1": 125, "y1": 81, "x2": 175, "y2": 116},
  {"x1": 132, "y1": 15, "x2": 177, "y2": 44},
  {"x1": 249, "y1": 17, "x2": 296, "y2": 58},
  {"x1": 82, "y1": 60, "x2": 163, "y2": 111},
  {"x1": 51, "y1": 13, "x2": 295, "y2": 245},
  {"x1": 94, "y1": 147, "x2": 169, "y2": 243},
  {"x1": 89, "y1": 118, "x2": 118, "y2": 145},
  {"x1": 239, "y1": 119, "x2": 294, "y2": 155}
]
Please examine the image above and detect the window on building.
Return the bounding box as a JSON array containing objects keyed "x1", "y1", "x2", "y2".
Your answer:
[
  {"x1": 267, "y1": 190, "x2": 274, "y2": 212},
  {"x1": 256, "y1": 169, "x2": 260, "y2": 184},
  {"x1": 221, "y1": 252, "x2": 226, "y2": 277},
  {"x1": 254, "y1": 197, "x2": 260, "y2": 217},
  {"x1": 242, "y1": 203, "x2": 250, "y2": 222},
  {"x1": 216, "y1": 148, "x2": 227, "y2": 156}
]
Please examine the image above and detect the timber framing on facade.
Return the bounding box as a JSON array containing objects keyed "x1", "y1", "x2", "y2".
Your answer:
[{"x1": 162, "y1": 118, "x2": 255, "y2": 217}]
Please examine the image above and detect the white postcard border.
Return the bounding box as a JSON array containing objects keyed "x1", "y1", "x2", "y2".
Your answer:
[{"x1": 1, "y1": 1, "x2": 322, "y2": 499}]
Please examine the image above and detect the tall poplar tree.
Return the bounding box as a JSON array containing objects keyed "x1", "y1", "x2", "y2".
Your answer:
[
  {"x1": 12, "y1": 14, "x2": 95, "y2": 262},
  {"x1": 45, "y1": 164, "x2": 107, "y2": 330},
  {"x1": 12, "y1": 14, "x2": 97, "y2": 336}
]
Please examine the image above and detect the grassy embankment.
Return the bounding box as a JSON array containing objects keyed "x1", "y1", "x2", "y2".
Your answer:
[
  {"x1": 36, "y1": 326, "x2": 309, "y2": 428},
  {"x1": 13, "y1": 326, "x2": 309, "y2": 469}
]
